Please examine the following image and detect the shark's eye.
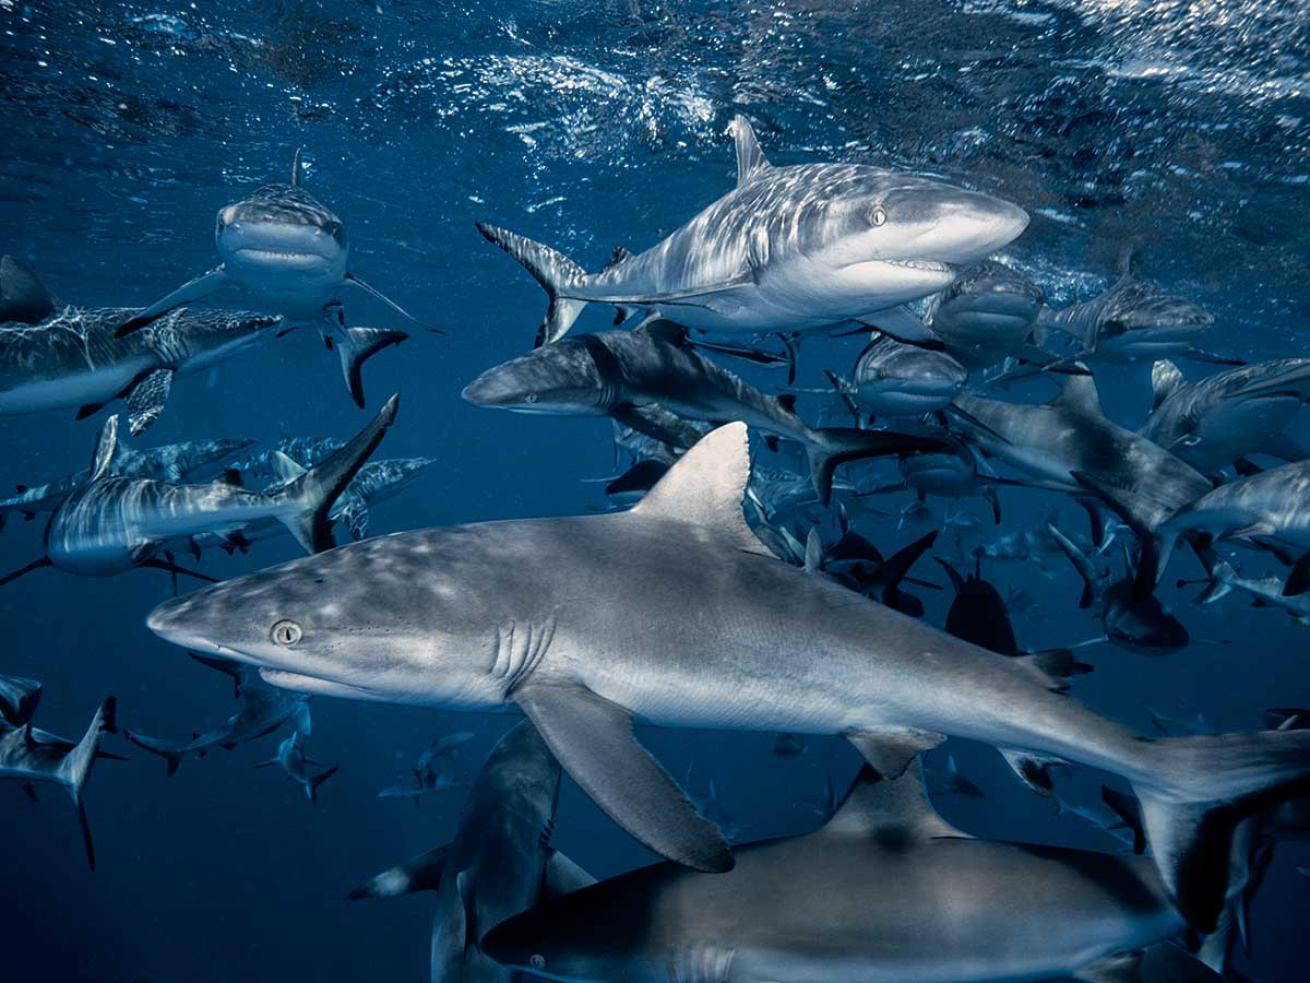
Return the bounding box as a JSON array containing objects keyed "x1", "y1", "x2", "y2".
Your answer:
[
  {"x1": 271, "y1": 620, "x2": 303, "y2": 646},
  {"x1": 870, "y1": 203, "x2": 888, "y2": 227},
  {"x1": 530, "y1": 955, "x2": 546, "y2": 971},
  {"x1": 524, "y1": 393, "x2": 539, "y2": 404}
]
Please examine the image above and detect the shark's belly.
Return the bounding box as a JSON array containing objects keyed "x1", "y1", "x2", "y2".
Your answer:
[{"x1": 0, "y1": 359, "x2": 150, "y2": 414}]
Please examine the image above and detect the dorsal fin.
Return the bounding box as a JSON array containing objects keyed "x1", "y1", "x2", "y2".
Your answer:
[
  {"x1": 1049, "y1": 371, "x2": 1104, "y2": 418},
  {"x1": 1116, "y1": 243, "x2": 1135, "y2": 280},
  {"x1": 822, "y1": 758, "x2": 964, "y2": 839},
  {"x1": 1150, "y1": 359, "x2": 1185, "y2": 410},
  {"x1": 728, "y1": 115, "x2": 771, "y2": 188},
  {"x1": 89, "y1": 415, "x2": 119, "y2": 481},
  {"x1": 631, "y1": 423, "x2": 772, "y2": 556},
  {"x1": 291, "y1": 148, "x2": 304, "y2": 187},
  {"x1": 269, "y1": 450, "x2": 308, "y2": 483},
  {"x1": 0, "y1": 255, "x2": 56, "y2": 324}
]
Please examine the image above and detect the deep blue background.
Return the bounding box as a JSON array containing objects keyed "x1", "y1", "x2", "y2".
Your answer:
[{"x1": 1, "y1": 2, "x2": 1307, "y2": 981}]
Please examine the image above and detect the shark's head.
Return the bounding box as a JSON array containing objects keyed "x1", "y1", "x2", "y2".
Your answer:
[
  {"x1": 928, "y1": 260, "x2": 1045, "y2": 349},
  {"x1": 216, "y1": 184, "x2": 348, "y2": 279},
  {"x1": 1104, "y1": 582, "x2": 1190, "y2": 653},
  {"x1": 853, "y1": 336, "x2": 968, "y2": 414},
  {"x1": 462, "y1": 339, "x2": 614, "y2": 415},
  {"x1": 351, "y1": 456, "x2": 437, "y2": 500},
  {"x1": 1094, "y1": 280, "x2": 1213, "y2": 360}
]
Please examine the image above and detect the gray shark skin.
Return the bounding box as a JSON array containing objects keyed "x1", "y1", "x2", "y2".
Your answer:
[
  {"x1": 923, "y1": 259, "x2": 1045, "y2": 369},
  {"x1": 126, "y1": 655, "x2": 309, "y2": 776},
  {"x1": 1047, "y1": 525, "x2": 1190, "y2": 656},
  {"x1": 1139, "y1": 358, "x2": 1310, "y2": 474},
  {"x1": 0, "y1": 304, "x2": 281, "y2": 435},
  {"x1": 253, "y1": 729, "x2": 338, "y2": 803},
  {"x1": 0, "y1": 435, "x2": 254, "y2": 529},
  {"x1": 849, "y1": 334, "x2": 968, "y2": 416},
  {"x1": 482, "y1": 757, "x2": 1206, "y2": 983},
  {"x1": 146, "y1": 422, "x2": 1310, "y2": 931},
  {"x1": 0, "y1": 697, "x2": 116, "y2": 869},
  {"x1": 0, "y1": 255, "x2": 56, "y2": 323},
  {"x1": 463, "y1": 320, "x2": 950, "y2": 503},
  {"x1": 950, "y1": 375, "x2": 1211, "y2": 536},
  {"x1": 1188, "y1": 549, "x2": 1310, "y2": 625},
  {"x1": 0, "y1": 396, "x2": 398, "y2": 585},
  {"x1": 349, "y1": 721, "x2": 593, "y2": 983},
  {"x1": 1041, "y1": 255, "x2": 1215, "y2": 365},
  {"x1": 116, "y1": 152, "x2": 427, "y2": 405},
  {"x1": 0, "y1": 672, "x2": 43, "y2": 725},
  {"x1": 478, "y1": 116, "x2": 1027, "y2": 345}
]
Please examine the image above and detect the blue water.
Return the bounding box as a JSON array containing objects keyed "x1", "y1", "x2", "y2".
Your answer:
[{"x1": 1, "y1": 2, "x2": 1308, "y2": 980}]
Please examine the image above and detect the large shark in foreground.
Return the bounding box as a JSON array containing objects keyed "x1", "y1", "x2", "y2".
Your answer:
[
  {"x1": 115, "y1": 152, "x2": 428, "y2": 405},
  {"x1": 145, "y1": 423, "x2": 1310, "y2": 931},
  {"x1": 478, "y1": 116, "x2": 1028, "y2": 345},
  {"x1": 349, "y1": 721, "x2": 593, "y2": 982},
  {"x1": 483, "y1": 753, "x2": 1219, "y2": 983}
]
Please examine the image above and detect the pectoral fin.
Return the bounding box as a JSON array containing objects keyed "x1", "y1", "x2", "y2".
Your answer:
[
  {"x1": 116, "y1": 268, "x2": 229, "y2": 336},
  {"x1": 344, "y1": 273, "x2": 442, "y2": 333},
  {"x1": 541, "y1": 849, "x2": 596, "y2": 899},
  {"x1": 513, "y1": 681, "x2": 733, "y2": 872},
  {"x1": 124, "y1": 368, "x2": 174, "y2": 436},
  {"x1": 857, "y1": 306, "x2": 942, "y2": 346}
]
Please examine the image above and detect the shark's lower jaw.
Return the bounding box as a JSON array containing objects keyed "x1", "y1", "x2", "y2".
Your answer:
[
  {"x1": 257, "y1": 669, "x2": 386, "y2": 701},
  {"x1": 230, "y1": 247, "x2": 333, "y2": 268}
]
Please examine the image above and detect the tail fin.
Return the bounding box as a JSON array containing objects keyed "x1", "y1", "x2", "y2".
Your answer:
[
  {"x1": 1047, "y1": 522, "x2": 1100, "y2": 609},
  {"x1": 1191, "y1": 547, "x2": 1235, "y2": 604},
  {"x1": 1133, "y1": 728, "x2": 1310, "y2": 931},
  {"x1": 307, "y1": 764, "x2": 340, "y2": 804},
  {"x1": 807, "y1": 428, "x2": 951, "y2": 506},
  {"x1": 123, "y1": 729, "x2": 185, "y2": 776},
  {"x1": 271, "y1": 394, "x2": 399, "y2": 553},
  {"x1": 335, "y1": 326, "x2": 407, "y2": 408},
  {"x1": 475, "y1": 222, "x2": 589, "y2": 346},
  {"x1": 56, "y1": 697, "x2": 116, "y2": 871}
]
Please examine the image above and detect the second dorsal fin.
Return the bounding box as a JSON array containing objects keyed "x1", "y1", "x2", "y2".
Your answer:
[
  {"x1": 822, "y1": 756, "x2": 964, "y2": 840},
  {"x1": 1049, "y1": 371, "x2": 1105, "y2": 418},
  {"x1": 729, "y1": 115, "x2": 771, "y2": 188}
]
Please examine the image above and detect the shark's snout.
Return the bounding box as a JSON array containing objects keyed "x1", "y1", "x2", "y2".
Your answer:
[
  {"x1": 930, "y1": 192, "x2": 1029, "y2": 264},
  {"x1": 146, "y1": 591, "x2": 236, "y2": 660}
]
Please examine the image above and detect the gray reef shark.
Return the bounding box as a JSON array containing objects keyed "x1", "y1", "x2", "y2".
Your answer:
[
  {"x1": 116, "y1": 151, "x2": 429, "y2": 406},
  {"x1": 349, "y1": 721, "x2": 594, "y2": 982},
  {"x1": 0, "y1": 696, "x2": 116, "y2": 869},
  {"x1": 843, "y1": 333, "x2": 968, "y2": 417},
  {"x1": 1139, "y1": 358, "x2": 1310, "y2": 475},
  {"x1": 0, "y1": 672, "x2": 43, "y2": 725},
  {"x1": 478, "y1": 116, "x2": 1027, "y2": 346},
  {"x1": 0, "y1": 300, "x2": 282, "y2": 435},
  {"x1": 253, "y1": 729, "x2": 338, "y2": 803},
  {"x1": 462, "y1": 320, "x2": 949, "y2": 502},
  {"x1": 146, "y1": 422, "x2": 1310, "y2": 931},
  {"x1": 1186, "y1": 548, "x2": 1310, "y2": 626},
  {"x1": 126, "y1": 654, "x2": 310, "y2": 776},
  {"x1": 922, "y1": 259, "x2": 1047, "y2": 369},
  {"x1": 0, "y1": 395, "x2": 398, "y2": 587},
  {"x1": 482, "y1": 749, "x2": 1219, "y2": 983}
]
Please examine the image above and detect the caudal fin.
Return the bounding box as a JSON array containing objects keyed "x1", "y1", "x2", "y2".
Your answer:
[
  {"x1": 334, "y1": 326, "x2": 407, "y2": 408},
  {"x1": 56, "y1": 697, "x2": 117, "y2": 871},
  {"x1": 475, "y1": 222, "x2": 588, "y2": 346},
  {"x1": 123, "y1": 728, "x2": 185, "y2": 776},
  {"x1": 272, "y1": 394, "x2": 399, "y2": 553},
  {"x1": 1133, "y1": 727, "x2": 1310, "y2": 931},
  {"x1": 307, "y1": 764, "x2": 340, "y2": 804},
  {"x1": 807, "y1": 428, "x2": 952, "y2": 506}
]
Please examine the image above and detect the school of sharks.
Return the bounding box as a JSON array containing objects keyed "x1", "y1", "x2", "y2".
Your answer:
[{"x1": 3, "y1": 57, "x2": 1310, "y2": 983}]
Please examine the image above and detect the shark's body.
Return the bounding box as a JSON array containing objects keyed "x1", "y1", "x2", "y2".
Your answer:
[
  {"x1": 848, "y1": 334, "x2": 967, "y2": 416},
  {"x1": 1, "y1": 397, "x2": 398, "y2": 585},
  {"x1": 923, "y1": 260, "x2": 1045, "y2": 369},
  {"x1": 254, "y1": 729, "x2": 338, "y2": 803},
  {"x1": 0, "y1": 305, "x2": 280, "y2": 434},
  {"x1": 0, "y1": 672, "x2": 42, "y2": 725},
  {"x1": 1139, "y1": 358, "x2": 1310, "y2": 474},
  {"x1": 1192, "y1": 550, "x2": 1310, "y2": 625},
  {"x1": 0, "y1": 697, "x2": 116, "y2": 868},
  {"x1": 147, "y1": 423, "x2": 1310, "y2": 931},
  {"x1": 0, "y1": 435, "x2": 253, "y2": 528},
  {"x1": 116, "y1": 153, "x2": 426, "y2": 405},
  {"x1": 350, "y1": 721, "x2": 593, "y2": 982},
  {"x1": 479, "y1": 117, "x2": 1027, "y2": 345},
  {"x1": 463, "y1": 321, "x2": 947, "y2": 502},
  {"x1": 483, "y1": 759, "x2": 1207, "y2": 983}
]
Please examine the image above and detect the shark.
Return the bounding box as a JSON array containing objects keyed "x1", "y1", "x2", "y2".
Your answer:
[
  {"x1": 115, "y1": 151, "x2": 430, "y2": 406},
  {"x1": 349, "y1": 721, "x2": 594, "y2": 983},
  {"x1": 0, "y1": 435, "x2": 254, "y2": 530},
  {"x1": 922, "y1": 259, "x2": 1048, "y2": 369},
  {"x1": 0, "y1": 672, "x2": 43, "y2": 725},
  {"x1": 0, "y1": 299, "x2": 284, "y2": 436},
  {"x1": 843, "y1": 333, "x2": 968, "y2": 417},
  {"x1": 125, "y1": 654, "x2": 311, "y2": 776},
  {"x1": 1139, "y1": 358, "x2": 1310, "y2": 475},
  {"x1": 0, "y1": 255, "x2": 56, "y2": 323},
  {"x1": 1185, "y1": 548, "x2": 1310, "y2": 625},
  {"x1": 253, "y1": 729, "x2": 339, "y2": 804},
  {"x1": 0, "y1": 696, "x2": 116, "y2": 869},
  {"x1": 477, "y1": 115, "x2": 1028, "y2": 346},
  {"x1": 145, "y1": 422, "x2": 1310, "y2": 932},
  {"x1": 0, "y1": 395, "x2": 398, "y2": 587},
  {"x1": 481, "y1": 749, "x2": 1219, "y2": 983},
  {"x1": 462, "y1": 320, "x2": 950, "y2": 502}
]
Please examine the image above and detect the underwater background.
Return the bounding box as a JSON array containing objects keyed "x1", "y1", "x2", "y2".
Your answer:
[{"x1": 1, "y1": 1, "x2": 1308, "y2": 981}]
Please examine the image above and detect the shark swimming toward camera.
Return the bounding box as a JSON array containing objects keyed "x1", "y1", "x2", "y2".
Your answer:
[
  {"x1": 481, "y1": 750, "x2": 1220, "y2": 983},
  {"x1": 0, "y1": 297, "x2": 283, "y2": 435},
  {"x1": 115, "y1": 152, "x2": 430, "y2": 405},
  {"x1": 0, "y1": 396, "x2": 398, "y2": 588},
  {"x1": 0, "y1": 696, "x2": 116, "y2": 869},
  {"x1": 253, "y1": 729, "x2": 338, "y2": 804},
  {"x1": 1139, "y1": 358, "x2": 1310, "y2": 475},
  {"x1": 842, "y1": 333, "x2": 968, "y2": 417},
  {"x1": 462, "y1": 320, "x2": 951, "y2": 502},
  {"x1": 147, "y1": 422, "x2": 1310, "y2": 931},
  {"x1": 478, "y1": 116, "x2": 1028, "y2": 346},
  {"x1": 349, "y1": 721, "x2": 594, "y2": 983},
  {"x1": 922, "y1": 259, "x2": 1047, "y2": 369},
  {"x1": 0, "y1": 435, "x2": 254, "y2": 530}
]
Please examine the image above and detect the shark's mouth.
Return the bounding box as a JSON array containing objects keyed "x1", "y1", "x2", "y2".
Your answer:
[
  {"x1": 258, "y1": 668, "x2": 382, "y2": 700},
  {"x1": 231, "y1": 247, "x2": 333, "y2": 265},
  {"x1": 882, "y1": 258, "x2": 955, "y2": 274}
]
